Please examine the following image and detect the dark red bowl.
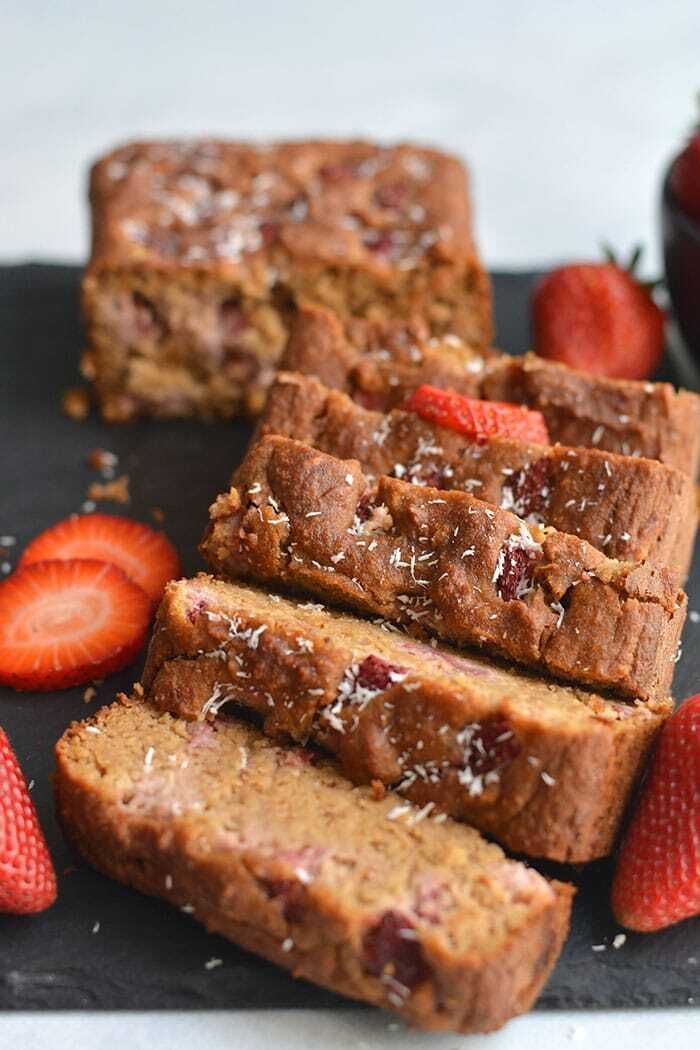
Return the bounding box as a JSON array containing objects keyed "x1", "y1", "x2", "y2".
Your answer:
[{"x1": 662, "y1": 168, "x2": 700, "y2": 361}]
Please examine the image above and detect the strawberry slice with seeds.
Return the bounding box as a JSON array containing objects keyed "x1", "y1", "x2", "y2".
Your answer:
[
  {"x1": 20, "y1": 514, "x2": 180, "y2": 606},
  {"x1": 0, "y1": 559, "x2": 151, "y2": 692},
  {"x1": 405, "y1": 386, "x2": 550, "y2": 444},
  {"x1": 611, "y1": 694, "x2": 700, "y2": 932},
  {"x1": 0, "y1": 727, "x2": 57, "y2": 914}
]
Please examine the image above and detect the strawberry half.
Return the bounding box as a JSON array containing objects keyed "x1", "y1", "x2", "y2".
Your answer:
[
  {"x1": 611, "y1": 694, "x2": 700, "y2": 932},
  {"x1": 0, "y1": 727, "x2": 57, "y2": 914},
  {"x1": 405, "y1": 385, "x2": 550, "y2": 444},
  {"x1": 20, "y1": 513, "x2": 180, "y2": 606},
  {"x1": 0, "y1": 559, "x2": 151, "y2": 692},
  {"x1": 531, "y1": 254, "x2": 665, "y2": 380}
]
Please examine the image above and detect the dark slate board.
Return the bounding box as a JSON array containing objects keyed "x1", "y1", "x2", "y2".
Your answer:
[{"x1": 1, "y1": 264, "x2": 698, "y2": 1012}]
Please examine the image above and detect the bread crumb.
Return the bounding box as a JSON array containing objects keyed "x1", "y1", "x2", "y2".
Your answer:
[
  {"x1": 83, "y1": 686, "x2": 97, "y2": 703},
  {"x1": 92, "y1": 921, "x2": 100, "y2": 934},
  {"x1": 204, "y1": 957, "x2": 223, "y2": 970},
  {"x1": 151, "y1": 507, "x2": 165, "y2": 523},
  {"x1": 612, "y1": 933, "x2": 626, "y2": 949},
  {"x1": 62, "y1": 386, "x2": 91, "y2": 421},
  {"x1": 88, "y1": 474, "x2": 130, "y2": 505},
  {"x1": 88, "y1": 448, "x2": 119, "y2": 475},
  {"x1": 80, "y1": 350, "x2": 97, "y2": 380}
]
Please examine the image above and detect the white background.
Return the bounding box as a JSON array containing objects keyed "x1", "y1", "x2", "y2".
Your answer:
[
  {"x1": 2, "y1": 2, "x2": 699, "y2": 1047},
  {"x1": 2, "y1": 0, "x2": 700, "y2": 273}
]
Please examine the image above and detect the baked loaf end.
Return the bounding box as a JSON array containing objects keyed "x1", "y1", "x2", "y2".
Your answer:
[
  {"x1": 81, "y1": 139, "x2": 492, "y2": 421},
  {"x1": 142, "y1": 575, "x2": 669, "y2": 862},
  {"x1": 54, "y1": 695, "x2": 573, "y2": 1033},
  {"x1": 255, "y1": 371, "x2": 697, "y2": 578},
  {"x1": 202, "y1": 435, "x2": 686, "y2": 702},
  {"x1": 282, "y1": 302, "x2": 700, "y2": 476}
]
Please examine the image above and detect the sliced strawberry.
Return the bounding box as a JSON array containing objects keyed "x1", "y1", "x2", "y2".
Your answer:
[
  {"x1": 20, "y1": 514, "x2": 180, "y2": 606},
  {"x1": 0, "y1": 727, "x2": 57, "y2": 914},
  {"x1": 0, "y1": 559, "x2": 151, "y2": 692},
  {"x1": 611, "y1": 694, "x2": 700, "y2": 932},
  {"x1": 405, "y1": 386, "x2": 550, "y2": 444}
]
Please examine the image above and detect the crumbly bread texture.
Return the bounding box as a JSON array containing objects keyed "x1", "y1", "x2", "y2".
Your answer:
[
  {"x1": 143, "y1": 576, "x2": 669, "y2": 862},
  {"x1": 282, "y1": 302, "x2": 700, "y2": 476},
  {"x1": 202, "y1": 436, "x2": 686, "y2": 702},
  {"x1": 54, "y1": 695, "x2": 573, "y2": 1033},
  {"x1": 256, "y1": 372, "x2": 697, "y2": 579},
  {"x1": 81, "y1": 140, "x2": 492, "y2": 420}
]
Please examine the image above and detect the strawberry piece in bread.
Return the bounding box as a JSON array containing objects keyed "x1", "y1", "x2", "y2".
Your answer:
[{"x1": 404, "y1": 386, "x2": 550, "y2": 444}]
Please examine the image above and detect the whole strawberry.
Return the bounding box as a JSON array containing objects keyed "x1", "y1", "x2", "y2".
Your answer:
[
  {"x1": 531, "y1": 248, "x2": 665, "y2": 380},
  {"x1": 670, "y1": 119, "x2": 700, "y2": 225},
  {"x1": 611, "y1": 694, "x2": 700, "y2": 932},
  {"x1": 0, "y1": 728, "x2": 57, "y2": 914}
]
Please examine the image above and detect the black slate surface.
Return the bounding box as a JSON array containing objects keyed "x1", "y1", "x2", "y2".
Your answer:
[{"x1": 1, "y1": 263, "x2": 699, "y2": 1012}]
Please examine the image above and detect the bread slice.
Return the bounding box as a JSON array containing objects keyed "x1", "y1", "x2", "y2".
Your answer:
[
  {"x1": 255, "y1": 371, "x2": 697, "y2": 578},
  {"x1": 202, "y1": 435, "x2": 686, "y2": 702},
  {"x1": 282, "y1": 302, "x2": 700, "y2": 476},
  {"x1": 54, "y1": 695, "x2": 573, "y2": 1033},
  {"x1": 143, "y1": 575, "x2": 669, "y2": 862}
]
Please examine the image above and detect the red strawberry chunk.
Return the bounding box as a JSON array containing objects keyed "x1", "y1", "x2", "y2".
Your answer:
[
  {"x1": 0, "y1": 728, "x2": 57, "y2": 914},
  {"x1": 220, "y1": 300, "x2": 248, "y2": 344},
  {"x1": 363, "y1": 910, "x2": 429, "y2": 990},
  {"x1": 20, "y1": 514, "x2": 180, "y2": 606},
  {"x1": 0, "y1": 559, "x2": 151, "y2": 692},
  {"x1": 611, "y1": 694, "x2": 700, "y2": 932},
  {"x1": 405, "y1": 385, "x2": 550, "y2": 444},
  {"x1": 463, "y1": 720, "x2": 520, "y2": 777},
  {"x1": 356, "y1": 655, "x2": 408, "y2": 692},
  {"x1": 374, "y1": 181, "x2": 410, "y2": 210},
  {"x1": 504, "y1": 458, "x2": 551, "y2": 519},
  {"x1": 318, "y1": 162, "x2": 359, "y2": 183}
]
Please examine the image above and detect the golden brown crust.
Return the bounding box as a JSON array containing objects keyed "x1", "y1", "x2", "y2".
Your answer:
[
  {"x1": 142, "y1": 575, "x2": 667, "y2": 862},
  {"x1": 54, "y1": 696, "x2": 573, "y2": 1033},
  {"x1": 282, "y1": 302, "x2": 700, "y2": 476},
  {"x1": 255, "y1": 372, "x2": 697, "y2": 578},
  {"x1": 201, "y1": 436, "x2": 686, "y2": 701},
  {"x1": 82, "y1": 139, "x2": 493, "y2": 420}
]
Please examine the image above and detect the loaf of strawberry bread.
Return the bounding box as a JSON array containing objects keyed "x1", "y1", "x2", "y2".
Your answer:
[
  {"x1": 81, "y1": 139, "x2": 492, "y2": 420},
  {"x1": 54, "y1": 695, "x2": 573, "y2": 1033},
  {"x1": 282, "y1": 302, "x2": 700, "y2": 475},
  {"x1": 255, "y1": 371, "x2": 697, "y2": 578},
  {"x1": 143, "y1": 575, "x2": 670, "y2": 862},
  {"x1": 202, "y1": 436, "x2": 686, "y2": 702}
]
